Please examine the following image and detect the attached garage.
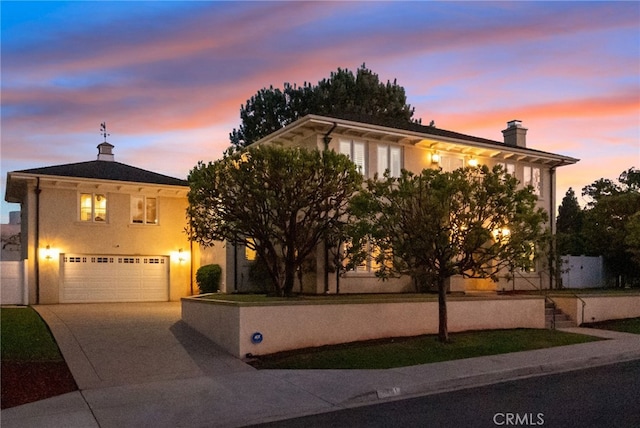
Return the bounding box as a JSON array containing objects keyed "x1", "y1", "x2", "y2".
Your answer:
[{"x1": 61, "y1": 254, "x2": 169, "y2": 303}]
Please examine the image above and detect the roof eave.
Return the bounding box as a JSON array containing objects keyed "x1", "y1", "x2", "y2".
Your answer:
[
  {"x1": 254, "y1": 114, "x2": 580, "y2": 166},
  {"x1": 5, "y1": 171, "x2": 189, "y2": 195}
]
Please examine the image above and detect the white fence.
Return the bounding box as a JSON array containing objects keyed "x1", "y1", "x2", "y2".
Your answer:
[
  {"x1": 561, "y1": 256, "x2": 603, "y2": 289},
  {"x1": 1, "y1": 260, "x2": 28, "y2": 305}
]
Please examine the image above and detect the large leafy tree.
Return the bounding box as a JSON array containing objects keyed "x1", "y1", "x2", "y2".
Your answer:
[
  {"x1": 349, "y1": 166, "x2": 547, "y2": 342},
  {"x1": 556, "y1": 187, "x2": 585, "y2": 256},
  {"x1": 581, "y1": 167, "x2": 640, "y2": 284},
  {"x1": 229, "y1": 64, "x2": 418, "y2": 147},
  {"x1": 187, "y1": 145, "x2": 363, "y2": 296}
]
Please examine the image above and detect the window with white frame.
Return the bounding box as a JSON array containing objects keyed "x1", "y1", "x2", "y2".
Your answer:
[
  {"x1": 523, "y1": 166, "x2": 541, "y2": 196},
  {"x1": 80, "y1": 193, "x2": 107, "y2": 222},
  {"x1": 343, "y1": 240, "x2": 392, "y2": 274},
  {"x1": 340, "y1": 139, "x2": 366, "y2": 175},
  {"x1": 377, "y1": 144, "x2": 402, "y2": 177},
  {"x1": 440, "y1": 155, "x2": 464, "y2": 172},
  {"x1": 497, "y1": 162, "x2": 516, "y2": 177},
  {"x1": 131, "y1": 195, "x2": 158, "y2": 224}
]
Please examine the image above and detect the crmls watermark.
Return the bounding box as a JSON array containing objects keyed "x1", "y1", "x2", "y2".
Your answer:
[{"x1": 493, "y1": 413, "x2": 545, "y2": 426}]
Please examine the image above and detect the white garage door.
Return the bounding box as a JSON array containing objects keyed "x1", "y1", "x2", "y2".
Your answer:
[{"x1": 61, "y1": 254, "x2": 169, "y2": 303}]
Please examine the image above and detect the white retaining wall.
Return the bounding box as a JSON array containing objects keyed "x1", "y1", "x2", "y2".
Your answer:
[
  {"x1": 182, "y1": 296, "x2": 545, "y2": 358},
  {"x1": 553, "y1": 294, "x2": 640, "y2": 325}
]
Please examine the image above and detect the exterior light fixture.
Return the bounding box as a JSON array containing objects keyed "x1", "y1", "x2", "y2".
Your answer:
[
  {"x1": 41, "y1": 245, "x2": 57, "y2": 260},
  {"x1": 431, "y1": 153, "x2": 441, "y2": 164},
  {"x1": 468, "y1": 158, "x2": 479, "y2": 167},
  {"x1": 492, "y1": 228, "x2": 511, "y2": 243},
  {"x1": 178, "y1": 248, "x2": 185, "y2": 263}
]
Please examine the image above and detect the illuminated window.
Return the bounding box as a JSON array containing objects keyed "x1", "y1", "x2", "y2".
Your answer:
[
  {"x1": 344, "y1": 241, "x2": 391, "y2": 273},
  {"x1": 245, "y1": 238, "x2": 257, "y2": 261},
  {"x1": 131, "y1": 196, "x2": 158, "y2": 224},
  {"x1": 80, "y1": 193, "x2": 107, "y2": 222},
  {"x1": 519, "y1": 242, "x2": 537, "y2": 273},
  {"x1": 340, "y1": 139, "x2": 367, "y2": 175},
  {"x1": 523, "y1": 166, "x2": 541, "y2": 196},
  {"x1": 377, "y1": 144, "x2": 402, "y2": 177}
]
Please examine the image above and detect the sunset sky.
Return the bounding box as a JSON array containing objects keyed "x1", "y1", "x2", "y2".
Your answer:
[{"x1": 2, "y1": 1, "x2": 639, "y2": 223}]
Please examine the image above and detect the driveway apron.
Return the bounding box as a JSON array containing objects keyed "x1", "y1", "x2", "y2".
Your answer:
[{"x1": 34, "y1": 302, "x2": 254, "y2": 390}]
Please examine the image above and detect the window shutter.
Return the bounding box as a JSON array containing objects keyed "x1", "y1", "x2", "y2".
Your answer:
[
  {"x1": 377, "y1": 145, "x2": 388, "y2": 176},
  {"x1": 532, "y1": 168, "x2": 541, "y2": 196},
  {"x1": 340, "y1": 140, "x2": 351, "y2": 158},
  {"x1": 390, "y1": 146, "x2": 401, "y2": 177},
  {"x1": 353, "y1": 141, "x2": 366, "y2": 174}
]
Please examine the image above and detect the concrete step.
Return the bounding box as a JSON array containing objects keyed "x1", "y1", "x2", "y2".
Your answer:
[
  {"x1": 545, "y1": 304, "x2": 576, "y2": 329},
  {"x1": 553, "y1": 319, "x2": 577, "y2": 329}
]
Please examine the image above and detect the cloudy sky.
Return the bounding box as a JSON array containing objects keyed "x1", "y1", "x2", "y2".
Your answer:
[{"x1": 2, "y1": 1, "x2": 639, "y2": 222}]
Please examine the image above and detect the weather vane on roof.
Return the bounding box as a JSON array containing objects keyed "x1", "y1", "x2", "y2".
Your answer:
[{"x1": 100, "y1": 122, "x2": 110, "y2": 142}]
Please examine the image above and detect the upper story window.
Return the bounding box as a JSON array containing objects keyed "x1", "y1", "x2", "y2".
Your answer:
[
  {"x1": 377, "y1": 144, "x2": 402, "y2": 177},
  {"x1": 497, "y1": 162, "x2": 516, "y2": 177},
  {"x1": 440, "y1": 155, "x2": 464, "y2": 172},
  {"x1": 131, "y1": 196, "x2": 158, "y2": 224},
  {"x1": 523, "y1": 166, "x2": 541, "y2": 196},
  {"x1": 80, "y1": 193, "x2": 107, "y2": 222},
  {"x1": 340, "y1": 139, "x2": 366, "y2": 175}
]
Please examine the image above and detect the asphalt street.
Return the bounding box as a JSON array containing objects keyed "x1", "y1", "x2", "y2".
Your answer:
[{"x1": 254, "y1": 359, "x2": 640, "y2": 428}]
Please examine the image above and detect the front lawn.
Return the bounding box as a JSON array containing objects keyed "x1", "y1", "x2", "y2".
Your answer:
[
  {"x1": 584, "y1": 317, "x2": 640, "y2": 334},
  {"x1": 249, "y1": 328, "x2": 601, "y2": 370},
  {"x1": 1, "y1": 307, "x2": 77, "y2": 409}
]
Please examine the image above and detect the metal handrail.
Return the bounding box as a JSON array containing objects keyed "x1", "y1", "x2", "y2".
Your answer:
[
  {"x1": 545, "y1": 294, "x2": 557, "y2": 329},
  {"x1": 511, "y1": 271, "x2": 587, "y2": 328}
]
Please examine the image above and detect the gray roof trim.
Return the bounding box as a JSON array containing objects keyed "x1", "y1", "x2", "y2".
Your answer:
[{"x1": 11, "y1": 160, "x2": 188, "y2": 187}]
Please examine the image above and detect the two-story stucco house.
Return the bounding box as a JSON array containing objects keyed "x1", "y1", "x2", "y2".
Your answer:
[
  {"x1": 4, "y1": 142, "x2": 195, "y2": 304},
  {"x1": 207, "y1": 114, "x2": 578, "y2": 295}
]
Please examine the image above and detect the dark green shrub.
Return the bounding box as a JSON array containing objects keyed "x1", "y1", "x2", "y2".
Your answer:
[{"x1": 196, "y1": 264, "x2": 222, "y2": 294}]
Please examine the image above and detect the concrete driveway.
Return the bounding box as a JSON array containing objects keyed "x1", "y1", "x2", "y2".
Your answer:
[
  {"x1": 4, "y1": 303, "x2": 640, "y2": 427},
  {"x1": 34, "y1": 302, "x2": 254, "y2": 390}
]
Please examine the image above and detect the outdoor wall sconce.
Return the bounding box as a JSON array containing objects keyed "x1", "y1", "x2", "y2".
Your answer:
[
  {"x1": 171, "y1": 248, "x2": 189, "y2": 264},
  {"x1": 40, "y1": 245, "x2": 58, "y2": 261},
  {"x1": 468, "y1": 157, "x2": 479, "y2": 167},
  {"x1": 431, "y1": 153, "x2": 441, "y2": 164}
]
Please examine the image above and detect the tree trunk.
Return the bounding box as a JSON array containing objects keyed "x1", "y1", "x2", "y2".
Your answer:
[
  {"x1": 283, "y1": 259, "x2": 296, "y2": 296},
  {"x1": 437, "y1": 276, "x2": 449, "y2": 343}
]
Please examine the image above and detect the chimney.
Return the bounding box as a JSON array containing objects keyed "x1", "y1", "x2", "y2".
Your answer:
[
  {"x1": 502, "y1": 120, "x2": 527, "y2": 148},
  {"x1": 97, "y1": 142, "x2": 115, "y2": 161}
]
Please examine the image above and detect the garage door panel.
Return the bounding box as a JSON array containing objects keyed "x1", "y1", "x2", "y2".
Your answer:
[{"x1": 61, "y1": 254, "x2": 169, "y2": 303}]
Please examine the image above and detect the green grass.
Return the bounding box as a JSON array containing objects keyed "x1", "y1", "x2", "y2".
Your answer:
[
  {"x1": 585, "y1": 317, "x2": 640, "y2": 334},
  {"x1": 249, "y1": 329, "x2": 602, "y2": 370},
  {"x1": 1, "y1": 307, "x2": 65, "y2": 362},
  {"x1": 200, "y1": 292, "x2": 469, "y2": 305}
]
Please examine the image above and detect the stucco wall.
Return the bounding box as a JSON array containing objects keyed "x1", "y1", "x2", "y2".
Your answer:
[
  {"x1": 553, "y1": 294, "x2": 640, "y2": 325},
  {"x1": 23, "y1": 179, "x2": 194, "y2": 303},
  {"x1": 182, "y1": 296, "x2": 545, "y2": 358},
  {"x1": 181, "y1": 299, "x2": 241, "y2": 356}
]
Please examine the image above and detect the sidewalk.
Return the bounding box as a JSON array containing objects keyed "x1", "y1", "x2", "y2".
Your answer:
[{"x1": 2, "y1": 305, "x2": 640, "y2": 428}]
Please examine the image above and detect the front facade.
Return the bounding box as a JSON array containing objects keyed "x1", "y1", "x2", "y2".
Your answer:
[
  {"x1": 209, "y1": 114, "x2": 578, "y2": 295},
  {"x1": 5, "y1": 143, "x2": 196, "y2": 304}
]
